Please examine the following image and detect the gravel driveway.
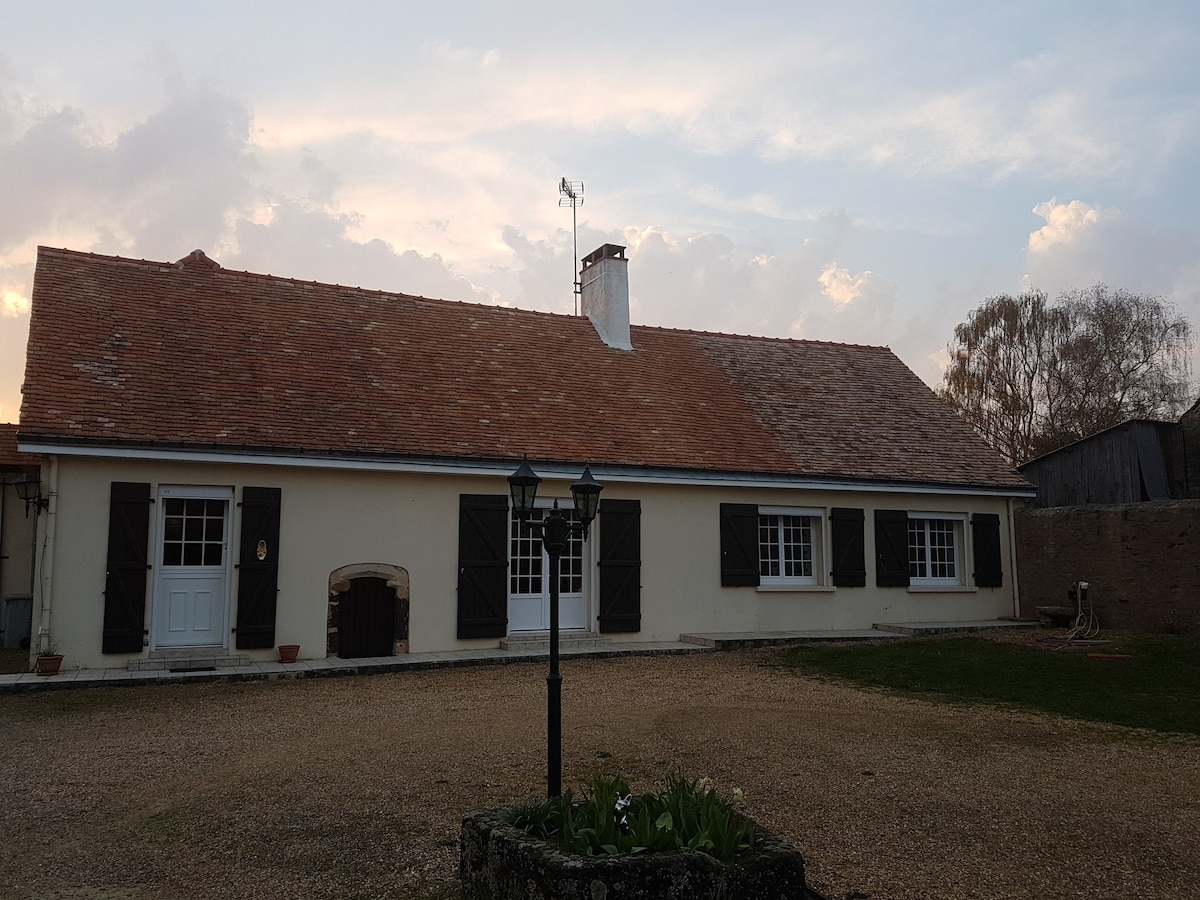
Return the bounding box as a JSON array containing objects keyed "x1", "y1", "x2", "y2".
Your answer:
[{"x1": 1, "y1": 649, "x2": 1196, "y2": 899}]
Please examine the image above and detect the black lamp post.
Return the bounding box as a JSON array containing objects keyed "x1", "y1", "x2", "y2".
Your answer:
[{"x1": 508, "y1": 458, "x2": 603, "y2": 797}]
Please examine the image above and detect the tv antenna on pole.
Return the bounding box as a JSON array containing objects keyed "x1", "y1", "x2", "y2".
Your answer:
[{"x1": 559, "y1": 178, "x2": 584, "y2": 314}]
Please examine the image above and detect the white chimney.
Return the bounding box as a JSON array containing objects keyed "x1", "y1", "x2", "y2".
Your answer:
[{"x1": 580, "y1": 243, "x2": 633, "y2": 351}]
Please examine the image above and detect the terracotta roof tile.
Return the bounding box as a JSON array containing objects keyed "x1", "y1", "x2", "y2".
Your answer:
[
  {"x1": 19, "y1": 246, "x2": 1029, "y2": 490},
  {"x1": 0, "y1": 423, "x2": 39, "y2": 468}
]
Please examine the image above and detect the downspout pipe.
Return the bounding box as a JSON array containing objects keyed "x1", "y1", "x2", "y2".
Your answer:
[
  {"x1": 1007, "y1": 497, "x2": 1021, "y2": 619},
  {"x1": 34, "y1": 456, "x2": 57, "y2": 653}
]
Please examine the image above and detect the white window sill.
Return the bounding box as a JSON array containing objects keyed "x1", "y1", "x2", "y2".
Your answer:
[
  {"x1": 756, "y1": 584, "x2": 836, "y2": 593},
  {"x1": 906, "y1": 584, "x2": 977, "y2": 593}
]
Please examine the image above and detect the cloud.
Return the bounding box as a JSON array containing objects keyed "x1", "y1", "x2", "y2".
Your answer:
[
  {"x1": 229, "y1": 200, "x2": 497, "y2": 303},
  {"x1": 0, "y1": 82, "x2": 256, "y2": 259},
  {"x1": 1, "y1": 286, "x2": 28, "y2": 317},
  {"x1": 1021, "y1": 198, "x2": 1200, "y2": 382},
  {"x1": 818, "y1": 263, "x2": 878, "y2": 306},
  {"x1": 1023, "y1": 199, "x2": 1200, "y2": 299},
  {"x1": 244, "y1": 23, "x2": 1185, "y2": 186},
  {"x1": 1027, "y1": 199, "x2": 1119, "y2": 256}
]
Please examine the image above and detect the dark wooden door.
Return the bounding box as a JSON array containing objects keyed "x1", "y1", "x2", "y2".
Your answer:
[{"x1": 338, "y1": 577, "x2": 395, "y2": 659}]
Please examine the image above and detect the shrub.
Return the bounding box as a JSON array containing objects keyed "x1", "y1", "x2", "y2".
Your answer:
[{"x1": 507, "y1": 774, "x2": 758, "y2": 862}]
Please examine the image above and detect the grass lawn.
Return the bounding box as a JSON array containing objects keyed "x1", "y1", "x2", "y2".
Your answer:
[{"x1": 779, "y1": 633, "x2": 1200, "y2": 735}]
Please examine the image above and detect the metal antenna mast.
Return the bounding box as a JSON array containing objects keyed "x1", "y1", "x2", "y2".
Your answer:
[{"x1": 559, "y1": 178, "x2": 584, "y2": 314}]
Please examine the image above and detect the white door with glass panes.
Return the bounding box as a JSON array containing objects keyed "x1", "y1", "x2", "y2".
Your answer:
[
  {"x1": 152, "y1": 487, "x2": 232, "y2": 648},
  {"x1": 509, "y1": 504, "x2": 587, "y2": 632}
]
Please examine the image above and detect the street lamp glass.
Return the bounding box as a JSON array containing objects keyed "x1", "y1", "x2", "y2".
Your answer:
[
  {"x1": 570, "y1": 465, "x2": 603, "y2": 528},
  {"x1": 507, "y1": 458, "x2": 541, "y2": 517},
  {"x1": 13, "y1": 479, "x2": 40, "y2": 503}
]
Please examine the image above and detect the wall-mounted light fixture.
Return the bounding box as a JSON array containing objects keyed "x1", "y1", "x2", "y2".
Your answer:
[{"x1": 12, "y1": 479, "x2": 49, "y2": 517}]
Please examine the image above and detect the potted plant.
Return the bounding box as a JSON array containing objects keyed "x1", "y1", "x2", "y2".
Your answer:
[
  {"x1": 278, "y1": 644, "x2": 300, "y2": 663},
  {"x1": 35, "y1": 640, "x2": 63, "y2": 676}
]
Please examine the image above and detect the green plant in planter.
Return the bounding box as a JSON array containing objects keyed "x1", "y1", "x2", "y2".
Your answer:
[{"x1": 508, "y1": 774, "x2": 759, "y2": 862}]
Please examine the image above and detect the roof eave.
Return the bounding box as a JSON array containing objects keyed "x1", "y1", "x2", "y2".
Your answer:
[{"x1": 18, "y1": 433, "x2": 1036, "y2": 497}]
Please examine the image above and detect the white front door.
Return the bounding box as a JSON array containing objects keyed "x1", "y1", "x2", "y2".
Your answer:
[
  {"x1": 509, "y1": 505, "x2": 588, "y2": 632},
  {"x1": 152, "y1": 487, "x2": 232, "y2": 648}
]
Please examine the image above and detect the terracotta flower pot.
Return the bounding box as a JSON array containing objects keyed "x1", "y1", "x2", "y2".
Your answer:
[
  {"x1": 35, "y1": 654, "x2": 64, "y2": 676},
  {"x1": 278, "y1": 644, "x2": 300, "y2": 663}
]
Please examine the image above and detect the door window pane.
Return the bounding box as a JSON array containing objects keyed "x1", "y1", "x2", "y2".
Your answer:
[
  {"x1": 509, "y1": 507, "x2": 583, "y2": 596},
  {"x1": 162, "y1": 497, "x2": 227, "y2": 567}
]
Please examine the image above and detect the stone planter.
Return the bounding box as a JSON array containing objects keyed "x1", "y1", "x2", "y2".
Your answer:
[{"x1": 460, "y1": 808, "x2": 807, "y2": 900}]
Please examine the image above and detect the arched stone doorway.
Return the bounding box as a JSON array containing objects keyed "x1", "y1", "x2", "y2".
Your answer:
[{"x1": 327, "y1": 564, "x2": 410, "y2": 658}]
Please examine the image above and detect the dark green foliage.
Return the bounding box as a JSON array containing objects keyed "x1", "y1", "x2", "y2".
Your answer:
[
  {"x1": 508, "y1": 774, "x2": 758, "y2": 862},
  {"x1": 780, "y1": 635, "x2": 1200, "y2": 734}
]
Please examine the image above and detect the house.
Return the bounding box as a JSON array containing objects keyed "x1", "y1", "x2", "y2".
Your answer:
[
  {"x1": 18, "y1": 243, "x2": 1033, "y2": 670},
  {"x1": 0, "y1": 424, "x2": 41, "y2": 651},
  {"x1": 1018, "y1": 417, "x2": 1196, "y2": 508}
]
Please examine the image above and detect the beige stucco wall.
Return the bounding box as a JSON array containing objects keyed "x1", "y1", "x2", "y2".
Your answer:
[
  {"x1": 34, "y1": 455, "x2": 1020, "y2": 669},
  {"x1": 37, "y1": 456, "x2": 495, "y2": 669},
  {"x1": 634, "y1": 483, "x2": 1016, "y2": 639}
]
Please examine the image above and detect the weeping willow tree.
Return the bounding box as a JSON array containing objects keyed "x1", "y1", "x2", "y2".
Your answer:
[{"x1": 939, "y1": 286, "x2": 1193, "y2": 465}]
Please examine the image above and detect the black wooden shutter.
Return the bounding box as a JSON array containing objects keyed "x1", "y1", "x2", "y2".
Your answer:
[
  {"x1": 597, "y1": 499, "x2": 641, "y2": 634},
  {"x1": 720, "y1": 503, "x2": 760, "y2": 586},
  {"x1": 971, "y1": 513, "x2": 1004, "y2": 587},
  {"x1": 457, "y1": 494, "x2": 509, "y2": 639},
  {"x1": 235, "y1": 486, "x2": 282, "y2": 650},
  {"x1": 874, "y1": 509, "x2": 910, "y2": 587},
  {"x1": 830, "y1": 507, "x2": 866, "y2": 587},
  {"x1": 102, "y1": 482, "x2": 151, "y2": 653}
]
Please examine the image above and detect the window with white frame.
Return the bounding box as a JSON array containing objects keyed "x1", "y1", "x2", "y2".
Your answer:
[
  {"x1": 907, "y1": 514, "x2": 965, "y2": 585},
  {"x1": 509, "y1": 506, "x2": 583, "y2": 597},
  {"x1": 758, "y1": 507, "x2": 823, "y2": 586}
]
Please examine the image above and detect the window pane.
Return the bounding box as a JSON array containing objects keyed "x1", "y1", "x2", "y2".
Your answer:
[
  {"x1": 510, "y1": 511, "x2": 543, "y2": 595},
  {"x1": 928, "y1": 520, "x2": 956, "y2": 578},
  {"x1": 908, "y1": 520, "x2": 928, "y2": 578},
  {"x1": 509, "y1": 507, "x2": 584, "y2": 598},
  {"x1": 780, "y1": 515, "x2": 813, "y2": 578},
  {"x1": 909, "y1": 518, "x2": 956, "y2": 580},
  {"x1": 162, "y1": 496, "x2": 226, "y2": 567},
  {"x1": 759, "y1": 516, "x2": 781, "y2": 577}
]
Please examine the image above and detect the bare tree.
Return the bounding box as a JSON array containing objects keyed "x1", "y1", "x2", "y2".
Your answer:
[{"x1": 939, "y1": 286, "x2": 1193, "y2": 465}]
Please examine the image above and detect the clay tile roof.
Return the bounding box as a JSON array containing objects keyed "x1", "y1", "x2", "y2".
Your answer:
[
  {"x1": 20, "y1": 246, "x2": 1029, "y2": 490},
  {"x1": 0, "y1": 423, "x2": 39, "y2": 468}
]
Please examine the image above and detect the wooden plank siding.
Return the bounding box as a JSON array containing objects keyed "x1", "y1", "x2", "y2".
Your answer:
[{"x1": 1019, "y1": 420, "x2": 1191, "y2": 507}]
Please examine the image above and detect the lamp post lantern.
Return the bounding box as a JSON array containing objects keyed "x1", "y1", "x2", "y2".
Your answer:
[{"x1": 508, "y1": 458, "x2": 603, "y2": 797}]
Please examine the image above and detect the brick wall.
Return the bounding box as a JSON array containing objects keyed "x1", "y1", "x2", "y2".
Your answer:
[{"x1": 1015, "y1": 501, "x2": 1200, "y2": 636}]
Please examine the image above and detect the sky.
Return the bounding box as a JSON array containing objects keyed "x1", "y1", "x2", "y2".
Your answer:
[{"x1": 2, "y1": 1, "x2": 1199, "y2": 423}]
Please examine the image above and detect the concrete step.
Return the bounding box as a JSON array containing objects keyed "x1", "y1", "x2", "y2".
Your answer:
[
  {"x1": 680, "y1": 629, "x2": 903, "y2": 650},
  {"x1": 500, "y1": 632, "x2": 613, "y2": 652},
  {"x1": 872, "y1": 619, "x2": 1039, "y2": 637},
  {"x1": 127, "y1": 649, "x2": 252, "y2": 672}
]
